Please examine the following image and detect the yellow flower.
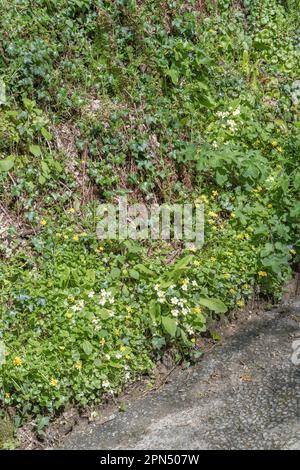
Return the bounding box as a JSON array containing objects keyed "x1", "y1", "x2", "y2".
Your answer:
[
  {"x1": 210, "y1": 256, "x2": 216, "y2": 262},
  {"x1": 191, "y1": 338, "x2": 196, "y2": 344},
  {"x1": 211, "y1": 190, "x2": 219, "y2": 198},
  {"x1": 230, "y1": 212, "x2": 235, "y2": 219},
  {"x1": 267, "y1": 204, "x2": 273, "y2": 208},
  {"x1": 189, "y1": 245, "x2": 197, "y2": 253},
  {"x1": 258, "y1": 271, "x2": 268, "y2": 277},
  {"x1": 96, "y1": 246, "x2": 104, "y2": 253},
  {"x1": 290, "y1": 249, "x2": 296, "y2": 255},
  {"x1": 68, "y1": 208, "x2": 76, "y2": 214},
  {"x1": 40, "y1": 218, "x2": 47, "y2": 226},
  {"x1": 5, "y1": 392, "x2": 10, "y2": 399},
  {"x1": 120, "y1": 345, "x2": 126, "y2": 352},
  {"x1": 199, "y1": 195, "x2": 209, "y2": 204},
  {"x1": 81, "y1": 159, "x2": 86, "y2": 164},
  {"x1": 72, "y1": 234, "x2": 79, "y2": 241},
  {"x1": 100, "y1": 338, "x2": 106, "y2": 346},
  {"x1": 192, "y1": 307, "x2": 202, "y2": 314},
  {"x1": 193, "y1": 260, "x2": 200, "y2": 267},
  {"x1": 253, "y1": 185, "x2": 262, "y2": 193},
  {"x1": 277, "y1": 146, "x2": 283, "y2": 153},
  {"x1": 65, "y1": 311, "x2": 73, "y2": 319},
  {"x1": 237, "y1": 300, "x2": 245, "y2": 307},
  {"x1": 126, "y1": 306, "x2": 133, "y2": 314},
  {"x1": 229, "y1": 288, "x2": 236, "y2": 295},
  {"x1": 271, "y1": 140, "x2": 278, "y2": 147},
  {"x1": 208, "y1": 211, "x2": 218, "y2": 218},
  {"x1": 223, "y1": 273, "x2": 230, "y2": 279},
  {"x1": 13, "y1": 356, "x2": 22, "y2": 366},
  {"x1": 75, "y1": 361, "x2": 82, "y2": 370},
  {"x1": 63, "y1": 234, "x2": 69, "y2": 240},
  {"x1": 50, "y1": 378, "x2": 58, "y2": 387}
]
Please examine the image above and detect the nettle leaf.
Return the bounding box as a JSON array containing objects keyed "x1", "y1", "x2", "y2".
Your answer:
[
  {"x1": 82, "y1": 340, "x2": 93, "y2": 355},
  {"x1": 162, "y1": 316, "x2": 177, "y2": 337},
  {"x1": 0, "y1": 156, "x2": 14, "y2": 172},
  {"x1": 199, "y1": 297, "x2": 227, "y2": 314}
]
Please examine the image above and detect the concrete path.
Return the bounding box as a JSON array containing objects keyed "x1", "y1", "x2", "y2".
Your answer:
[{"x1": 64, "y1": 297, "x2": 300, "y2": 450}]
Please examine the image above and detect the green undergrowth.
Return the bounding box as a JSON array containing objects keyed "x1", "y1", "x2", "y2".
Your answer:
[{"x1": 0, "y1": 0, "x2": 300, "y2": 435}]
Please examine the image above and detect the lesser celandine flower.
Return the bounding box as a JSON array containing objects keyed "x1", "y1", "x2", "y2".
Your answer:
[
  {"x1": 40, "y1": 218, "x2": 47, "y2": 226},
  {"x1": 258, "y1": 271, "x2": 268, "y2": 277},
  {"x1": 192, "y1": 307, "x2": 202, "y2": 314},
  {"x1": 13, "y1": 356, "x2": 22, "y2": 366},
  {"x1": 50, "y1": 378, "x2": 58, "y2": 387}
]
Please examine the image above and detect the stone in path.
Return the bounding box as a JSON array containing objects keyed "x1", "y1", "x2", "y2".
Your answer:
[{"x1": 64, "y1": 298, "x2": 300, "y2": 450}]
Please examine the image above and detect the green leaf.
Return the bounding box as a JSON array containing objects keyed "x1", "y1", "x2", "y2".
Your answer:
[
  {"x1": 162, "y1": 316, "x2": 177, "y2": 337},
  {"x1": 86, "y1": 269, "x2": 96, "y2": 286},
  {"x1": 149, "y1": 300, "x2": 161, "y2": 322},
  {"x1": 129, "y1": 269, "x2": 140, "y2": 280},
  {"x1": 110, "y1": 267, "x2": 121, "y2": 280},
  {"x1": 0, "y1": 157, "x2": 14, "y2": 172},
  {"x1": 166, "y1": 66, "x2": 179, "y2": 85},
  {"x1": 134, "y1": 264, "x2": 156, "y2": 277},
  {"x1": 38, "y1": 175, "x2": 46, "y2": 185},
  {"x1": 198, "y1": 297, "x2": 227, "y2": 314},
  {"x1": 82, "y1": 340, "x2": 93, "y2": 355},
  {"x1": 98, "y1": 308, "x2": 111, "y2": 320},
  {"x1": 29, "y1": 145, "x2": 42, "y2": 158},
  {"x1": 197, "y1": 94, "x2": 216, "y2": 109},
  {"x1": 41, "y1": 127, "x2": 53, "y2": 140}
]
